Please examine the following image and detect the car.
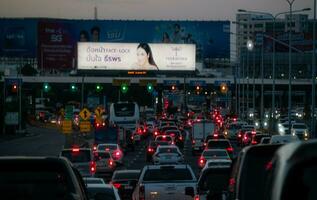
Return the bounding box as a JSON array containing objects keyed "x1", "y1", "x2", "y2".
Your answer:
[
  {"x1": 86, "y1": 183, "x2": 121, "y2": 200},
  {"x1": 146, "y1": 141, "x2": 169, "y2": 162},
  {"x1": 96, "y1": 143, "x2": 124, "y2": 165},
  {"x1": 241, "y1": 130, "x2": 257, "y2": 147},
  {"x1": 60, "y1": 147, "x2": 96, "y2": 177},
  {"x1": 83, "y1": 177, "x2": 106, "y2": 185},
  {"x1": 236, "y1": 125, "x2": 256, "y2": 144},
  {"x1": 229, "y1": 144, "x2": 282, "y2": 200},
  {"x1": 111, "y1": 170, "x2": 140, "y2": 200},
  {"x1": 165, "y1": 130, "x2": 184, "y2": 148},
  {"x1": 154, "y1": 135, "x2": 175, "y2": 145},
  {"x1": 291, "y1": 123, "x2": 310, "y2": 140},
  {"x1": 93, "y1": 151, "x2": 116, "y2": 178},
  {"x1": 196, "y1": 165, "x2": 231, "y2": 200},
  {"x1": 0, "y1": 157, "x2": 89, "y2": 200},
  {"x1": 152, "y1": 145, "x2": 184, "y2": 165},
  {"x1": 250, "y1": 134, "x2": 271, "y2": 145},
  {"x1": 223, "y1": 122, "x2": 246, "y2": 139},
  {"x1": 206, "y1": 139, "x2": 234, "y2": 158},
  {"x1": 270, "y1": 135, "x2": 299, "y2": 144},
  {"x1": 265, "y1": 140, "x2": 317, "y2": 200},
  {"x1": 198, "y1": 149, "x2": 231, "y2": 169},
  {"x1": 132, "y1": 165, "x2": 197, "y2": 200}
]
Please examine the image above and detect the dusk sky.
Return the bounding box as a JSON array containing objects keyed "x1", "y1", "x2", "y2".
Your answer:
[{"x1": 0, "y1": 0, "x2": 313, "y2": 21}]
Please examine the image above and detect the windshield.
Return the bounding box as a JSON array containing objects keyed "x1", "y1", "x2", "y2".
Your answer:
[
  {"x1": 207, "y1": 141, "x2": 230, "y2": 149},
  {"x1": 61, "y1": 150, "x2": 91, "y2": 163},
  {"x1": 158, "y1": 147, "x2": 179, "y2": 154},
  {"x1": 293, "y1": 124, "x2": 306, "y2": 129},
  {"x1": 143, "y1": 169, "x2": 193, "y2": 181},
  {"x1": 98, "y1": 144, "x2": 117, "y2": 151},
  {"x1": 113, "y1": 172, "x2": 140, "y2": 180},
  {"x1": 114, "y1": 103, "x2": 135, "y2": 117},
  {"x1": 203, "y1": 150, "x2": 228, "y2": 157}
]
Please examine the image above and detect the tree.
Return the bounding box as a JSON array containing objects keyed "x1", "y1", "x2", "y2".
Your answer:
[{"x1": 21, "y1": 64, "x2": 38, "y2": 76}]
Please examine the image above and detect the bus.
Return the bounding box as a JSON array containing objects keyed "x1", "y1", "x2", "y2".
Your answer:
[{"x1": 109, "y1": 102, "x2": 140, "y2": 131}]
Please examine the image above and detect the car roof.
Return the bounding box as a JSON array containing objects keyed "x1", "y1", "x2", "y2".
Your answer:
[
  {"x1": 86, "y1": 183, "x2": 113, "y2": 189},
  {"x1": 113, "y1": 169, "x2": 141, "y2": 174},
  {"x1": 157, "y1": 145, "x2": 178, "y2": 149},
  {"x1": 144, "y1": 164, "x2": 191, "y2": 169},
  {"x1": 203, "y1": 149, "x2": 227, "y2": 152}
]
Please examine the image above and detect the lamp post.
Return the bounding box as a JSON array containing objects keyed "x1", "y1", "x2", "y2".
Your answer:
[
  {"x1": 286, "y1": 0, "x2": 295, "y2": 135},
  {"x1": 247, "y1": 40, "x2": 255, "y2": 121},
  {"x1": 312, "y1": 0, "x2": 316, "y2": 138}
]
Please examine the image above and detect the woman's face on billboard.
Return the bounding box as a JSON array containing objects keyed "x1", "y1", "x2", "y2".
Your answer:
[{"x1": 137, "y1": 47, "x2": 149, "y2": 67}]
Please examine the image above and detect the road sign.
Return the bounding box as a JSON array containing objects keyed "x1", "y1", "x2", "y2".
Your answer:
[
  {"x1": 62, "y1": 120, "x2": 72, "y2": 134},
  {"x1": 65, "y1": 106, "x2": 73, "y2": 120},
  {"x1": 80, "y1": 121, "x2": 91, "y2": 132},
  {"x1": 214, "y1": 80, "x2": 231, "y2": 86},
  {"x1": 112, "y1": 79, "x2": 130, "y2": 86},
  {"x1": 163, "y1": 80, "x2": 180, "y2": 86},
  {"x1": 79, "y1": 108, "x2": 91, "y2": 121},
  {"x1": 5, "y1": 112, "x2": 19, "y2": 125},
  {"x1": 189, "y1": 80, "x2": 206, "y2": 87},
  {"x1": 139, "y1": 79, "x2": 157, "y2": 86},
  {"x1": 95, "y1": 106, "x2": 103, "y2": 117}
]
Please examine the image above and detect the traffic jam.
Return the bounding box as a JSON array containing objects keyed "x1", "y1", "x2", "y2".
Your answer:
[{"x1": 15, "y1": 101, "x2": 312, "y2": 200}]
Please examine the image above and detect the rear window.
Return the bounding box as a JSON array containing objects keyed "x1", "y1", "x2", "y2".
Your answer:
[
  {"x1": 207, "y1": 141, "x2": 231, "y2": 149},
  {"x1": 293, "y1": 124, "x2": 306, "y2": 129},
  {"x1": 158, "y1": 147, "x2": 178, "y2": 154},
  {"x1": 203, "y1": 150, "x2": 228, "y2": 157},
  {"x1": 98, "y1": 145, "x2": 117, "y2": 151},
  {"x1": 114, "y1": 103, "x2": 135, "y2": 117},
  {"x1": 94, "y1": 152, "x2": 111, "y2": 160},
  {"x1": 113, "y1": 172, "x2": 140, "y2": 180},
  {"x1": 198, "y1": 168, "x2": 231, "y2": 192},
  {"x1": 143, "y1": 168, "x2": 193, "y2": 181},
  {"x1": 61, "y1": 150, "x2": 91, "y2": 163},
  {"x1": 87, "y1": 187, "x2": 115, "y2": 200},
  {"x1": 156, "y1": 136, "x2": 172, "y2": 142},
  {"x1": 0, "y1": 170, "x2": 74, "y2": 199}
]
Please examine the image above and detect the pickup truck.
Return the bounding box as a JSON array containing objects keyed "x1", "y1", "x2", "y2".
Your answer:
[{"x1": 132, "y1": 164, "x2": 197, "y2": 200}]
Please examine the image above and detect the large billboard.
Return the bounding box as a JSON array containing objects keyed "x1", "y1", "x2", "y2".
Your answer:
[
  {"x1": 77, "y1": 42, "x2": 196, "y2": 71},
  {"x1": 0, "y1": 19, "x2": 230, "y2": 70}
]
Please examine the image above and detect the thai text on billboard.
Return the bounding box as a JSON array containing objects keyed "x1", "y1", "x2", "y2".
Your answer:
[{"x1": 77, "y1": 42, "x2": 196, "y2": 71}]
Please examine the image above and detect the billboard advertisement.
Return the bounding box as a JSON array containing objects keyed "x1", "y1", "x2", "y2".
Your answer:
[{"x1": 78, "y1": 42, "x2": 196, "y2": 71}]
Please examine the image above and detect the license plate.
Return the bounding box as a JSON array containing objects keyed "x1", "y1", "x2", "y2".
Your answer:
[{"x1": 125, "y1": 186, "x2": 133, "y2": 189}]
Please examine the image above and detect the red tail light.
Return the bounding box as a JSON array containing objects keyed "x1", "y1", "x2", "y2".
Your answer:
[
  {"x1": 199, "y1": 157, "x2": 206, "y2": 167},
  {"x1": 96, "y1": 123, "x2": 100, "y2": 128},
  {"x1": 266, "y1": 161, "x2": 273, "y2": 170},
  {"x1": 131, "y1": 135, "x2": 134, "y2": 140},
  {"x1": 162, "y1": 135, "x2": 166, "y2": 139},
  {"x1": 194, "y1": 195, "x2": 200, "y2": 200},
  {"x1": 251, "y1": 140, "x2": 257, "y2": 145},
  {"x1": 90, "y1": 161, "x2": 96, "y2": 173},
  {"x1": 179, "y1": 136, "x2": 183, "y2": 140},
  {"x1": 192, "y1": 140, "x2": 196, "y2": 144},
  {"x1": 113, "y1": 183, "x2": 121, "y2": 189},
  {"x1": 244, "y1": 136, "x2": 248, "y2": 140},
  {"x1": 139, "y1": 184, "x2": 145, "y2": 200},
  {"x1": 204, "y1": 142, "x2": 207, "y2": 146},
  {"x1": 214, "y1": 134, "x2": 218, "y2": 138},
  {"x1": 154, "y1": 131, "x2": 158, "y2": 136},
  {"x1": 148, "y1": 148, "x2": 154, "y2": 152},
  {"x1": 233, "y1": 118, "x2": 237, "y2": 122},
  {"x1": 72, "y1": 148, "x2": 80, "y2": 152},
  {"x1": 227, "y1": 147, "x2": 234, "y2": 152},
  {"x1": 238, "y1": 134, "x2": 242, "y2": 138},
  {"x1": 171, "y1": 133, "x2": 175, "y2": 137},
  {"x1": 143, "y1": 129, "x2": 146, "y2": 133},
  {"x1": 251, "y1": 130, "x2": 256, "y2": 135},
  {"x1": 229, "y1": 178, "x2": 236, "y2": 192},
  {"x1": 109, "y1": 160, "x2": 114, "y2": 166},
  {"x1": 92, "y1": 145, "x2": 97, "y2": 152}
]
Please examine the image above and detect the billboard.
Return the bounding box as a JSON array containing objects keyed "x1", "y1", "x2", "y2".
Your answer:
[{"x1": 78, "y1": 42, "x2": 196, "y2": 71}]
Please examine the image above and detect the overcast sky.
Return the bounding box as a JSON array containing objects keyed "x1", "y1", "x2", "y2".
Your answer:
[{"x1": 0, "y1": 0, "x2": 313, "y2": 21}]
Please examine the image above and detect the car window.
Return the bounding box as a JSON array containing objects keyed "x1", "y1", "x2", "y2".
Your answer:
[
  {"x1": 143, "y1": 169, "x2": 193, "y2": 181},
  {"x1": 207, "y1": 141, "x2": 230, "y2": 149},
  {"x1": 61, "y1": 150, "x2": 91, "y2": 163},
  {"x1": 203, "y1": 150, "x2": 228, "y2": 157},
  {"x1": 87, "y1": 187, "x2": 115, "y2": 200},
  {"x1": 98, "y1": 145, "x2": 117, "y2": 151},
  {"x1": 293, "y1": 124, "x2": 306, "y2": 129},
  {"x1": 158, "y1": 147, "x2": 178, "y2": 154},
  {"x1": 113, "y1": 172, "x2": 140, "y2": 180},
  {"x1": 198, "y1": 168, "x2": 231, "y2": 191},
  {"x1": 94, "y1": 152, "x2": 111, "y2": 160}
]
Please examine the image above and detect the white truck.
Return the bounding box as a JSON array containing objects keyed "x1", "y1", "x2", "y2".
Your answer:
[
  {"x1": 191, "y1": 120, "x2": 215, "y2": 154},
  {"x1": 132, "y1": 165, "x2": 197, "y2": 200}
]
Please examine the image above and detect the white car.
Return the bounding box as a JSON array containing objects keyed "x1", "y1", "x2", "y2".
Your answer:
[
  {"x1": 291, "y1": 123, "x2": 309, "y2": 140},
  {"x1": 152, "y1": 145, "x2": 184, "y2": 165},
  {"x1": 198, "y1": 149, "x2": 231, "y2": 169},
  {"x1": 97, "y1": 143, "x2": 124, "y2": 164},
  {"x1": 201, "y1": 159, "x2": 232, "y2": 170}
]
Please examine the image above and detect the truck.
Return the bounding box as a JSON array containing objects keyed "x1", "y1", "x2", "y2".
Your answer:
[
  {"x1": 191, "y1": 120, "x2": 215, "y2": 154},
  {"x1": 132, "y1": 164, "x2": 197, "y2": 200}
]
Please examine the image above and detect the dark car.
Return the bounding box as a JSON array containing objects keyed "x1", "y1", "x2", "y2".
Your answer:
[
  {"x1": 231, "y1": 144, "x2": 282, "y2": 200},
  {"x1": 265, "y1": 140, "x2": 317, "y2": 200},
  {"x1": 206, "y1": 139, "x2": 234, "y2": 158},
  {"x1": 110, "y1": 170, "x2": 141, "y2": 200},
  {"x1": 0, "y1": 157, "x2": 89, "y2": 200},
  {"x1": 250, "y1": 134, "x2": 271, "y2": 145},
  {"x1": 146, "y1": 141, "x2": 169, "y2": 162},
  {"x1": 60, "y1": 147, "x2": 95, "y2": 177},
  {"x1": 196, "y1": 166, "x2": 231, "y2": 200}
]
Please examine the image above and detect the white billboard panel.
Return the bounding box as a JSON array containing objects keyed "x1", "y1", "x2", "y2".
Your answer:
[{"x1": 77, "y1": 42, "x2": 196, "y2": 71}]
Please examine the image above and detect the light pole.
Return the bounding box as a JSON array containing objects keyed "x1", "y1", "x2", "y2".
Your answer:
[
  {"x1": 247, "y1": 40, "x2": 255, "y2": 121},
  {"x1": 286, "y1": 0, "x2": 294, "y2": 135},
  {"x1": 312, "y1": 0, "x2": 316, "y2": 138}
]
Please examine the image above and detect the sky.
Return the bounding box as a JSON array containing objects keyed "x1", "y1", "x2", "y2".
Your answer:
[{"x1": 0, "y1": 0, "x2": 313, "y2": 21}]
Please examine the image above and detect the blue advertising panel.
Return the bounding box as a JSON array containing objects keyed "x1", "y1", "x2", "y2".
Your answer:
[
  {"x1": 0, "y1": 19, "x2": 230, "y2": 69},
  {"x1": 0, "y1": 19, "x2": 37, "y2": 57}
]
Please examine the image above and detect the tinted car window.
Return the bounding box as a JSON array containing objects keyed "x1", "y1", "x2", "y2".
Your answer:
[
  {"x1": 207, "y1": 141, "x2": 230, "y2": 149},
  {"x1": 203, "y1": 150, "x2": 228, "y2": 157},
  {"x1": 87, "y1": 187, "x2": 115, "y2": 200},
  {"x1": 198, "y1": 168, "x2": 231, "y2": 192},
  {"x1": 143, "y1": 169, "x2": 193, "y2": 181},
  {"x1": 98, "y1": 145, "x2": 117, "y2": 151},
  {"x1": 113, "y1": 172, "x2": 140, "y2": 180},
  {"x1": 61, "y1": 150, "x2": 91, "y2": 163},
  {"x1": 94, "y1": 152, "x2": 111, "y2": 160},
  {"x1": 158, "y1": 148, "x2": 178, "y2": 154}
]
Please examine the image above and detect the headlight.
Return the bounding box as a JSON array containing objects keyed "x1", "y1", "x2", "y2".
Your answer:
[
  {"x1": 296, "y1": 113, "x2": 299, "y2": 116},
  {"x1": 292, "y1": 132, "x2": 296, "y2": 136},
  {"x1": 265, "y1": 114, "x2": 269, "y2": 118},
  {"x1": 224, "y1": 131, "x2": 228, "y2": 135},
  {"x1": 264, "y1": 122, "x2": 268, "y2": 127},
  {"x1": 255, "y1": 122, "x2": 259, "y2": 127}
]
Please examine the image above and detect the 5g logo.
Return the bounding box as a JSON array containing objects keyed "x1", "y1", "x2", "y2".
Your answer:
[{"x1": 51, "y1": 34, "x2": 63, "y2": 42}]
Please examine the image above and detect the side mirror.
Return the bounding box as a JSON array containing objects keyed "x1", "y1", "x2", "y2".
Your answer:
[{"x1": 185, "y1": 186, "x2": 195, "y2": 197}]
